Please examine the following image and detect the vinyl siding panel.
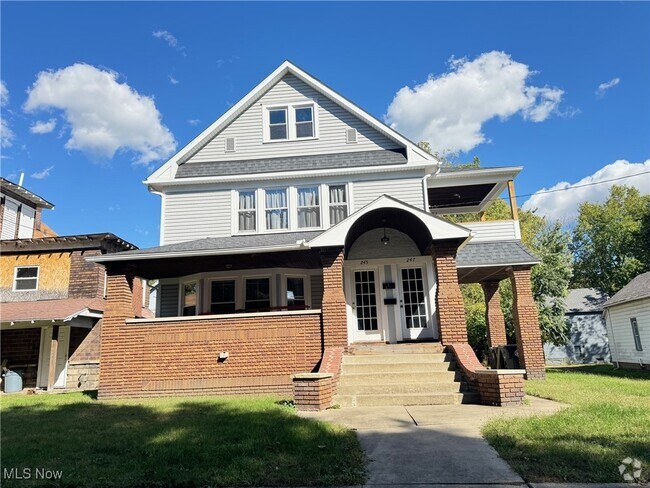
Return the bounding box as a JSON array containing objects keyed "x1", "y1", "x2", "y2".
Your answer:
[
  {"x1": 1, "y1": 196, "x2": 19, "y2": 240},
  {"x1": 163, "y1": 189, "x2": 231, "y2": 244},
  {"x1": 353, "y1": 177, "x2": 424, "y2": 211},
  {"x1": 187, "y1": 74, "x2": 401, "y2": 164},
  {"x1": 17, "y1": 206, "x2": 35, "y2": 239},
  {"x1": 464, "y1": 220, "x2": 521, "y2": 242},
  {"x1": 607, "y1": 298, "x2": 650, "y2": 365}
]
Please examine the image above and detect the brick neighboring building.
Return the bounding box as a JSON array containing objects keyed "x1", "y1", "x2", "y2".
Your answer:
[
  {"x1": 91, "y1": 62, "x2": 546, "y2": 403},
  {"x1": 0, "y1": 178, "x2": 146, "y2": 391}
]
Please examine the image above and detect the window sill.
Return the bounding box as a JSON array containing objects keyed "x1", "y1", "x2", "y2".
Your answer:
[{"x1": 262, "y1": 136, "x2": 319, "y2": 144}]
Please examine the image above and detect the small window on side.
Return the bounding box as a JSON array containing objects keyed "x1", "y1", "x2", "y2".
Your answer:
[
  {"x1": 631, "y1": 318, "x2": 643, "y2": 352},
  {"x1": 14, "y1": 266, "x2": 39, "y2": 291}
]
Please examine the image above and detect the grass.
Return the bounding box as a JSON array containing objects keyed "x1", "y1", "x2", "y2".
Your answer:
[
  {"x1": 483, "y1": 365, "x2": 650, "y2": 483},
  {"x1": 0, "y1": 392, "x2": 366, "y2": 487}
]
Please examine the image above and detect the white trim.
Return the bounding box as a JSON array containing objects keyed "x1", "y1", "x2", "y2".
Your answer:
[
  {"x1": 126, "y1": 308, "x2": 321, "y2": 324},
  {"x1": 456, "y1": 261, "x2": 539, "y2": 269},
  {"x1": 145, "y1": 60, "x2": 440, "y2": 186},
  {"x1": 12, "y1": 265, "x2": 40, "y2": 292}
]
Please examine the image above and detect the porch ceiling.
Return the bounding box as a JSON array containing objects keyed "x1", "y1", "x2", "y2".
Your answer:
[
  {"x1": 457, "y1": 265, "x2": 512, "y2": 284},
  {"x1": 428, "y1": 183, "x2": 496, "y2": 210}
]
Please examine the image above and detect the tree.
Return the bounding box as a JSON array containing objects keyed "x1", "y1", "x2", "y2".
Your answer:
[{"x1": 572, "y1": 185, "x2": 650, "y2": 296}]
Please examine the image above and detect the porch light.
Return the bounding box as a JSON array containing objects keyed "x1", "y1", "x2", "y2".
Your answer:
[{"x1": 381, "y1": 219, "x2": 390, "y2": 245}]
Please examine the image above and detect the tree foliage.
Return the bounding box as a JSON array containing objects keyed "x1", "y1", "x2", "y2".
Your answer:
[{"x1": 572, "y1": 185, "x2": 650, "y2": 296}]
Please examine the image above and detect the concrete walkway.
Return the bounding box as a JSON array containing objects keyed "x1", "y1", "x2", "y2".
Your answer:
[{"x1": 299, "y1": 396, "x2": 566, "y2": 487}]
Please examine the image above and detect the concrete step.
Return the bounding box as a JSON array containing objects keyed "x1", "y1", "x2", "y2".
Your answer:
[
  {"x1": 337, "y1": 381, "x2": 465, "y2": 395},
  {"x1": 338, "y1": 370, "x2": 460, "y2": 386},
  {"x1": 341, "y1": 362, "x2": 454, "y2": 374},
  {"x1": 342, "y1": 353, "x2": 452, "y2": 365},
  {"x1": 334, "y1": 392, "x2": 479, "y2": 407},
  {"x1": 347, "y1": 342, "x2": 444, "y2": 355}
]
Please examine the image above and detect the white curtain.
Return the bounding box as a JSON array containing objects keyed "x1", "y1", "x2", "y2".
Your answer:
[
  {"x1": 265, "y1": 189, "x2": 288, "y2": 229},
  {"x1": 329, "y1": 185, "x2": 347, "y2": 225},
  {"x1": 298, "y1": 187, "x2": 320, "y2": 228},
  {"x1": 238, "y1": 191, "x2": 256, "y2": 231}
]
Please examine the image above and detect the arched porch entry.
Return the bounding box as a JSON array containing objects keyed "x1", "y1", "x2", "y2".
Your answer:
[{"x1": 309, "y1": 195, "x2": 471, "y2": 345}]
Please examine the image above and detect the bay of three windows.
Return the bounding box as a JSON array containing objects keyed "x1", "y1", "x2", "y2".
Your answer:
[{"x1": 237, "y1": 184, "x2": 348, "y2": 233}]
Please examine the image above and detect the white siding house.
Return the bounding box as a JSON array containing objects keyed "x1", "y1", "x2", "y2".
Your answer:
[{"x1": 603, "y1": 272, "x2": 650, "y2": 369}]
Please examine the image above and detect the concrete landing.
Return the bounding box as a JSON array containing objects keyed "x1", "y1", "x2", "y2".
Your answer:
[{"x1": 299, "y1": 396, "x2": 565, "y2": 486}]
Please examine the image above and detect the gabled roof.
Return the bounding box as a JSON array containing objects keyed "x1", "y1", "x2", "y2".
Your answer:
[
  {"x1": 456, "y1": 241, "x2": 539, "y2": 268},
  {"x1": 0, "y1": 298, "x2": 105, "y2": 324},
  {"x1": 146, "y1": 61, "x2": 439, "y2": 186},
  {"x1": 603, "y1": 271, "x2": 650, "y2": 308},
  {"x1": 1, "y1": 177, "x2": 54, "y2": 209},
  {"x1": 0, "y1": 233, "x2": 137, "y2": 253},
  {"x1": 563, "y1": 288, "x2": 608, "y2": 313}
]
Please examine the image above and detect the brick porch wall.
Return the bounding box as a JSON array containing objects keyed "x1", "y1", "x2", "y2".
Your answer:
[
  {"x1": 482, "y1": 281, "x2": 508, "y2": 347},
  {"x1": 320, "y1": 248, "x2": 347, "y2": 349},
  {"x1": 432, "y1": 244, "x2": 468, "y2": 344},
  {"x1": 99, "y1": 270, "x2": 323, "y2": 399}
]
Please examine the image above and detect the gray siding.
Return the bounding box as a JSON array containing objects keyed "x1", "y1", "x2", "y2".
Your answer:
[
  {"x1": 162, "y1": 189, "x2": 231, "y2": 245},
  {"x1": 544, "y1": 313, "x2": 611, "y2": 364},
  {"x1": 606, "y1": 298, "x2": 650, "y2": 365},
  {"x1": 158, "y1": 283, "x2": 179, "y2": 317},
  {"x1": 310, "y1": 274, "x2": 323, "y2": 309},
  {"x1": 354, "y1": 177, "x2": 424, "y2": 210},
  {"x1": 186, "y1": 74, "x2": 401, "y2": 164}
]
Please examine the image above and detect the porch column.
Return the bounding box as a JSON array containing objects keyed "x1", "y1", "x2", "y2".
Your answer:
[
  {"x1": 509, "y1": 266, "x2": 546, "y2": 380},
  {"x1": 46, "y1": 325, "x2": 60, "y2": 391},
  {"x1": 320, "y1": 248, "x2": 348, "y2": 349},
  {"x1": 432, "y1": 243, "x2": 468, "y2": 344},
  {"x1": 481, "y1": 280, "x2": 507, "y2": 347},
  {"x1": 98, "y1": 264, "x2": 137, "y2": 399}
]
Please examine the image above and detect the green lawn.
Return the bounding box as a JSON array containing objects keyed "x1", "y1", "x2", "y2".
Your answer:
[
  {"x1": 0, "y1": 392, "x2": 366, "y2": 487},
  {"x1": 483, "y1": 365, "x2": 650, "y2": 483}
]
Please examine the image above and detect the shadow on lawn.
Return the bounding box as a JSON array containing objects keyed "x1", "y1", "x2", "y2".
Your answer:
[
  {"x1": 1, "y1": 397, "x2": 365, "y2": 487},
  {"x1": 549, "y1": 364, "x2": 650, "y2": 380}
]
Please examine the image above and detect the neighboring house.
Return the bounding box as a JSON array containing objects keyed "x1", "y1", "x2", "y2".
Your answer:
[
  {"x1": 544, "y1": 288, "x2": 610, "y2": 364},
  {"x1": 0, "y1": 179, "x2": 146, "y2": 391},
  {"x1": 603, "y1": 272, "x2": 650, "y2": 369},
  {"x1": 1, "y1": 177, "x2": 55, "y2": 239},
  {"x1": 91, "y1": 61, "x2": 547, "y2": 401}
]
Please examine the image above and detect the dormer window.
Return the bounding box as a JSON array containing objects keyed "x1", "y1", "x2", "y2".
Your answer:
[
  {"x1": 264, "y1": 103, "x2": 317, "y2": 142},
  {"x1": 269, "y1": 108, "x2": 288, "y2": 140}
]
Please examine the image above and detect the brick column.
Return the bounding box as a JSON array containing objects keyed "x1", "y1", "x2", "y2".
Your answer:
[
  {"x1": 320, "y1": 248, "x2": 348, "y2": 349},
  {"x1": 481, "y1": 280, "x2": 507, "y2": 347},
  {"x1": 509, "y1": 266, "x2": 546, "y2": 380},
  {"x1": 432, "y1": 244, "x2": 468, "y2": 344},
  {"x1": 98, "y1": 265, "x2": 136, "y2": 399}
]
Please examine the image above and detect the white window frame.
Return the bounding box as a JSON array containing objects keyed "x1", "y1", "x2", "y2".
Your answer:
[
  {"x1": 294, "y1": 104, "x2": 315, "y2": 139},
  {"x1": 244, "y1": 275, "x2": 273, "y2": 311},
  {"x1": 327, "y1": 183, "x2": 350, "y2": 227},
  {"x1": 295, "y1": 185, "x2": 322, "y2": 229},
  {"x1": 13, "y1": 266, "x2": 39, "y2": 292},
  {"x1": 236, "y1": 189, "x2": 258, "y2": 234},
  {"x1": 282, "y1": 273, "x2": 311, "y2": 308},
  {"x1": 263, "y1": 102, "x2": 318, "y2": 143},
  {"x1": 179, "y1": 279, "x2": 200, "y2": 317},
  {"x1": 264, "y1": 187, "x2": 290, "y2": 232}
]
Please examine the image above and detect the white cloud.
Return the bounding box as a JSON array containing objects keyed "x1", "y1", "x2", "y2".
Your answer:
[
  {"x1": 168, "y1": 75, "x2": 179, "y2": 85},
  {"x1": 187, "y1": 119, "x2": 201, "y2": 126},
  {"x1": 152, "y1": 30, "x2": 186, "y2": 56},
  {"x1": 30, "y1": 118, "x2": 57, "y2": 134},
  {"x1": 31, "y1": 165, "x2": 54, "y2": 179},
  {"x1": 1, "y1": 80, "x2": 15, "y2": 148},
  {"x1": 522, "y1": 159, "x2": 650, "y2": 222},
  {"x1": 385, "y1": 51, "x2": 565, "y2": 154},
  {"x1": 24, "y1": 63, "x2": 177, "y2": 164},
  {"x1": 0, "y1": 81, "x2": 8, "y2": 106},
  {"x1": 596, "y1": 77, "x2": 620, "y2": 97}
]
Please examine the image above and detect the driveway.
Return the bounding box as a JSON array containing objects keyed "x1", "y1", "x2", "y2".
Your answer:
[{"x1": 299, "y1": 396, "x2": 564, "y2": 487}]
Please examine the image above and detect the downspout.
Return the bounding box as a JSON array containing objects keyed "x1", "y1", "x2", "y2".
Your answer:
[{"x1": 422, "y1": 163, "x2": 442, "y2": 213}]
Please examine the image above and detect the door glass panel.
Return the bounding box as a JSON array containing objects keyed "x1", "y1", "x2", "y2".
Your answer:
[
  {"x1": 354, "y1": 270, "x2": 378, "y2": 331},
  {"x1": 401, "y1": 268, "x2": 427, "y2": 329}
]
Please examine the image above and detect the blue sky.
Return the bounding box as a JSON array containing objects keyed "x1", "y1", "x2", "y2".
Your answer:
[{"x1": 1, "y1": 1, "x2": 648, "y2": 248}]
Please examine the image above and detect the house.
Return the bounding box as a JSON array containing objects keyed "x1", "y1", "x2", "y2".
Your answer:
[
  {"x1": 90, "y1": 61, "x2": 546, "y2": 405},
  {"x1": 544, "y1": 288, "x2": 610, "y2": 364},
  {"x1": 0, "y1": 178, "x2": 146, "y2": 391},
  {"x1": 603, "y1": 272, "x2": 650, "y2": 369}
]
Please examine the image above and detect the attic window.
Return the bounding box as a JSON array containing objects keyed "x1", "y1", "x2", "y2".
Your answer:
[
  {"x1": 264, "y1": 103, "x2": 317, "y2": 142},
  {"x1": 295, "y1": 106, "x2": 314, "y2": 138},
  {"x1": 225, "y1": 137, "x2": 236, "y2": 153},
  {"x1": 269, "y1": 109, "x2": 288, "y2": 140}
]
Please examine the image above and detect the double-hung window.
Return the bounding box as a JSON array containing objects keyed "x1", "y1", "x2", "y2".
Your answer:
[
  {"x1": 211, "y1": 280, "x2": 236, "y2": 314},
  {"x1": 631, "y1": 318, "x2": 643, "y2": 351},
  {"x1": 245, "y1": 278, "x2": 270, "y2": 312},
  {"x1": 297, "y1": 186, "x2": 320, "y2": 228},
  {"x1": 268, "y1": 108, "x2": 288, "y2": 140},
  {"x1": 13, "y1": 266, "x2": 39, "y2": 291},
  {"x1": 328, "y1": 185, "x2": 348, "y2": 226},
  {"x1": 295, "y1": 106, "x2": 314, "y2": 138},
  {"x1": 238, "y1": 190, "x2": 256, "y2": 232},
  {"x1": 265, "y1": 188, "x2": 288, "y2": 230}
]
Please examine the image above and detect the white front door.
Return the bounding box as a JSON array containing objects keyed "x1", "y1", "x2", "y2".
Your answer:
[
  {"x1": 37, "y1": 326, "x2": 70, "y2": 388},
  {"x1": 398, "y1": 266, "x2": 434, "y2": 341},
  {"x1": 350, "y1": 268, "x2": 383, "y2": 342}
]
